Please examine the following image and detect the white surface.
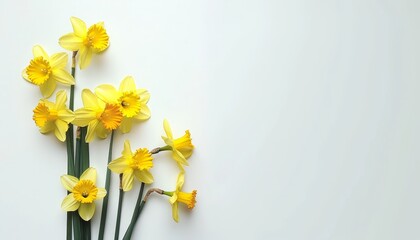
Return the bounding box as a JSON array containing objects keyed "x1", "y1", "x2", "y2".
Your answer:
[{"x1": 1, "y1": 0, "x2": 419, "y2": 239}]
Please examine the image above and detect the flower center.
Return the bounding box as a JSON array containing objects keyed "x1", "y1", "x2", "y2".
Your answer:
[
  {"x1": 33, "y1": 102, "x2": 57, "y2": 127},
  {"x1": 177, "y1": 190, "x2": 197, "y2": 209},
  {"x1": 129, "y1": 148, "x2": 153, "y2": 170},
  {"x1": 174, "y1": 130, "x2": 194, "y2": 150},
  {"x1": 26, "y1": 57, "x2": 51, "y2": 85},
  {"x1": 84, "y1": 24, "x2": 109, "y2": 52},
  {"x1": 72, "y1": 180, "x2": 98, "y2": 203},
  {"x1": 118, "y1": 91, "x2": 141, "y2": 118},
  {"x1": 99, "y1": 104, "x2": 123, "y2": 130}
]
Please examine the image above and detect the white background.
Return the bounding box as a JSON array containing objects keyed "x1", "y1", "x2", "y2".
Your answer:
[{"x1": 0, "y1": 0, "x2": 419, "y2": 239}]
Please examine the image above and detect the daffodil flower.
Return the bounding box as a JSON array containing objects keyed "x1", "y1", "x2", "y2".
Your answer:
[
  {"x1": 59, "y1": 16, "x2": 109, "y2": 69},
  {"x1": 162, "y1": 119, "x2": 194, "y2": 172},
  {"x1": 22, "y1": 45, "x2": 75, "y2": 98},
  {"x1": 32, "y1": 90, "x2": 74, "y2": 142},
  {"x1": 164, "y1": 172, "x2": 197, "y2": 222},
  {"x1": 72, "y1": 89, "x2": 123, "y2": 142},
  {"x1": 95, "y1": 76, "x2": 151, "y2": 133},
  {"x1": 61, "y1": 168, "x2": 107, "y2": 221},
  {"x1": 108, "y1": 140, "x2": 154, "y2": 191}
]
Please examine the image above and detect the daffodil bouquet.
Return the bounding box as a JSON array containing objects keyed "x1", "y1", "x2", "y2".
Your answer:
[{"x1": 23, "y1": 17, "x2": 197, "y2": 240}]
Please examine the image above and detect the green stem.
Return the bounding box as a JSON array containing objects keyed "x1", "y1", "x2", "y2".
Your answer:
[
  {"x1": 80, "y1": 127, "x2": 90, "y2": 173},
  {"x1": 114, "y1": 183, "x2": 125, "y2": 240},
  {"x1": 73, "y1": 212, "x2": 82, "y2": 240},
  {"x1": 66, "y1": 52, "x2": 77, "y2": 240},
  {"x1": 79, "y1": 126, "x2": 90, "y2": 239},
  {"x1": 98, "y1": 130, "x2": 115, "y2": 240},
  {"x1": 122, "y1": 182, "x2": 145, "y2": 240}
]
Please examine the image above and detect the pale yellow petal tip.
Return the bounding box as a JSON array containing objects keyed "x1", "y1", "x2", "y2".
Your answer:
[{"x1": 22, "y1": 68, "x2": 31, "y2": 82}]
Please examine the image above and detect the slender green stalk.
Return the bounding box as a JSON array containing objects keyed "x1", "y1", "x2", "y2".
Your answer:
[
  {"x1": 78, "y1": 126, "x2": 91, "y2": 239},
  {"x1": 122, "y1": 183, "x2": 145, "y2": 240},
  {"x1": 75, "y1": 127, "x2": 81, "y2": 177},
  {"x1": 84, "y1": 220, "x2": 91, "y2": 240},
  {"x1": 98, "y1": 130, "x2": 115, "y2": 240},
  {"x1": 80, "y1": 127, "x2": 90, "y2": 172},
  {"x1": 73, "y1": 212, "x2": 82, "y2": 240},
  {"x1": 114, "y1": 179, "x2": 125, "y2": 240},
  {"x1": 66, "y1": 51, "x2": 77, "y2": 240}
]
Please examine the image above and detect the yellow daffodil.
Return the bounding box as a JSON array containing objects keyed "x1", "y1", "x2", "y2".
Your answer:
[
  {"x1": 22, "y1": 45, "x2": 75, "y2": 98},
  {"x1": 161, "y1": 119, "x2": 194, "y2": 172},
  {"x1": 61, "y1": 168, "x2": 106, "y2": 221},
  {"x1": 32, "y1": 90, "x2": 74, "y2": 142},
  {"x1": 72, "y1": 89, "x2": 123, "y2": 142},
  {"x1": 59, "y1": 16, "x2": 109, "y2": 69},
  {"x1": 164, "y1": 172, "x2": 197, "y2": 222},
  {"x1": 108, "y1": 140, "x2": 154, "y2": 191},
  {"x1": 95, "y1": 76, "x2": 151, "y2": 133}
]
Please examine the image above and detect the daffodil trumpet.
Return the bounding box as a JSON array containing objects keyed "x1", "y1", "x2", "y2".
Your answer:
[{"x1": 161, "y1": 119, "x2": 194, "y2": 172}]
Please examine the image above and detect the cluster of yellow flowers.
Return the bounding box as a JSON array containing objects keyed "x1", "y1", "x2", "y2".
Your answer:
[{"x1": 23, "y1": 16, "x2": 197, "y2": 239}]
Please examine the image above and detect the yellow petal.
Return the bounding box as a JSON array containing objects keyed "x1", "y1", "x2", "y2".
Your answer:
[
  {"x1": 79, "y1": 46, "x2": 93, "y2": 69},
  {"x1": 61, "y1": 175, "x2": 79, "y2": 191},
  {"x1": 78, "y1": 202, "x2": 95, "y2": 221},
  {"x1": 108, "y1": 157, "x2": 128, "y2": 173},
  {"x1": 173, "y1": 150, "x2": 189, "y2": 170},
  {"x1": 162, "y1": 136, "x2": 173, "y2": 147},
  {"x1": 22, "y1": 68, "x2": 31, "y2": 82},
  {"x1": 50, "y1": 52, "x2": 68, "y2": 69},
  {"x1": 51, "y1": 69, "x2": 75, "y2": 85},
  {"x1": 85, "y1": 120, "x2": 99, "y2": 142},
  {"x1": 95, "y1": 84, "x2": 119, "y2": 103},
  {"x1": 55, "y1": 90, "x2": 67, "y2": 109},
  {"x1": 95, "y1": 123, "x2": 109, "y2": 139},
  {"x1": 59, "y1": 33, "x2": 83, "y2": 51},
  {"x1": 171, "y1": 201, "x2": 179, "y2": 223},
  {"x1": 81, "y1": 89, "x2": 100, "y2": 109},
  {"x1": 122, "y1": 140, "x2": 132, "y2": 157},
  {"x1": 163, "y1": 119, "x2": 173, "y2": 139},
  {"x1": 40, "y1": 121, "x2": 55, "y2": 133},
  {"x1": 96, "y1": 188, "x2": 107, "y2": 199},
  {"x1": 119, "y1": 76, "x2": 136, "y2": 92},
  {"x1": 122, "y1": 168, "x2": 134, "y2": 192},
  {"x1": 39, "y1": 78, "x2": 56, "y2": 98},
  {"x1": 176, "y1": 172, "x2": 185, "y2": 191},
  {"x1": 73, "y1": 109, "x2": 96, "y2": 127},
  {"x1": 138, "y1": 89, "x2": 150, "y2": 104},
  {"x1": 55, "y1": 119, "x2": 69, "y2": 142},
  {"x1": 58, "y1": 109, "x2": 75, "y2": 123},
  {"x1": 80, "y1": 167, "x2": 96, "y2": 184},
  {"x1": 133, "y1": 169, "x2": 154, "y2": 184},
  {"x1": 33, "y1": 45, "x2": 49, "y2": 60},
  {"x1": 119, "y1": 117, "x2": 132, "y2": 133},
  {"x1": 133, "y1": 104, "x2": 151, "y2": 120},
  {"x1": 70, "y1": 16, "x2": 87, "y2": 38},
  {"x1": 62, "y1": 193, "x2": 80, "y2": 211},
  {"x1": 169, "y1": 192, "x2": 178, "y2": 204}
]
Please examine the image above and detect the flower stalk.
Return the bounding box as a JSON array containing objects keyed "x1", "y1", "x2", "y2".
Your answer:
[
  {"x1": 66, "y1": 51, "x2": 77, "y2": 240},
  {"x1": 122, "y1": 182, "x2": 146, "y2": 240},
  {"x1": 98, "y1": 130, "x2": 115, "y2": 240},
  {"x1": 114, "y1": 174, "x2": 124, "y2": 240}
]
